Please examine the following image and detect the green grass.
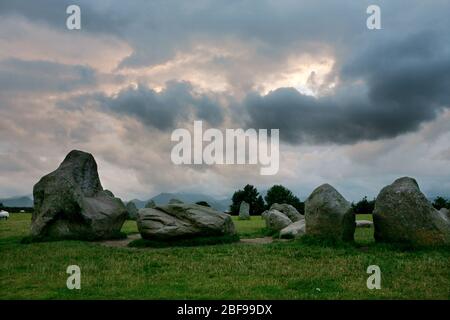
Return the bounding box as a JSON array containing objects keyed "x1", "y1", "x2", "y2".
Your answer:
[
  {"x1": 0, "y1": 213, "x2": 449, "y2": 299},
  {"x1": 121, "y1": 219, "x2": 139, "y2": 235},
  {"x1": 231, "y1": 216, "x2": 268, "y2": 237}
]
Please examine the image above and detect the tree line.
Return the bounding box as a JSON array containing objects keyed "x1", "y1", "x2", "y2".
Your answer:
[
  {"x1": 223, "y1": 187, "x2": 450, "y2": 216},
  {"x1": 229, "y1": 184, "x2": 304, "y2": 215},
  {"x1": 0, "y1": 203, "x2": 34, "y2": 213}
]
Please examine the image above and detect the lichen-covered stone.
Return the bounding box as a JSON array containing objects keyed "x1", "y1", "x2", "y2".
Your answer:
[
  {"x1": 32, "y1": 150, "x2": 127, "y2": 240},
  {"x1": 305, "y1": 184, "x2": 355, "y2": 241},
  {"x1": 373, "y1": 177, "x2": 450, "y2": 246},
  {"x1": 137, "y1": 203, "x2": 236, "y2": 240}
]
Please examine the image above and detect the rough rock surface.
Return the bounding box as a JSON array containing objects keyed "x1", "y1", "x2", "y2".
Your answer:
[
  {"x1": 439, "y1": 208, "x2": 450, "y2": 219},
  {"x1": 261, "y1": 210, "x2": 270, "y2": 221},
  {"x1": 280, "y1": 220, "x2": 306, "y2": 239},
  {"x1": 356, "y1": 220, "x2": 373, "y2": 228},
  {"x1": 373, "y1": 177, "x2": 450, "y2": 246},
  {"x1": 103, "y1": 190, "x2": 114, "y2": 197},
  {"x1": 305, "y1": 184, "x2": 355, "y2": 241},
  {"x1": 32, "y1": 150, "x2": 127, "y2": 240},
  {"x1": 264, "y1": 209, "x2": 293, "y2": 232},
  {"x1": 239, "y1": 201, "x2": 250, "y2": 220},
  {"x1": 168, "y1": 198, "x2": 183, "y2": 204},
  {"x1": 137, "y1": 203, "x2": 236, "y2": 240},
  {"x1": 270, "y1": 203, "x2": 303, "y2": 222},
  {"x1": 126, "y1": 201, "x2": 139, "y2": 220}
]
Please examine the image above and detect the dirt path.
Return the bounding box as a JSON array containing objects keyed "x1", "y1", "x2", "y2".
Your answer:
[
  {"x1": 97, "y1": 233, "x2": 141, "y2": 248},
  {"x1": 239, "y1": 237, "x2": 274, "y2": 244},
  {"x1": 97, "y1": 234, "x2": 275, "y2": 248}
]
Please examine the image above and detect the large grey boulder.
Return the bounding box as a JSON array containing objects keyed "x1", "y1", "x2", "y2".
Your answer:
[
  {"x1": 104, "y1": 190, "x2": 115, "y2": 197},
  {"x1": 261, "y1": 210, "x2": 270, "y2": 221},
  {"x1": 373, "y1": 177, "x2": 450, "y2": 246},
  {"x1": 439, "y1": 208, "x2": 450, "y2": 220},
  {"x1": 270, "y1": 203, "x2": 303, "y2": 222},
  {"x1": 168, "y1": 198, "x2": 183, "y2": 204},
  {"x1": 32, "y1": 150, "x2": 127, "y2": 240},
  {"x1": 239, "y1": 201, "x2": 250, "y2": 220},
  {"x1": 137, "y1": 203, "x2": 236, "y2": 240},
  {"x1": 305, "y1": 184, "x2": 355, "y2": 241},
  {"x1": 264, "y1": 209, "x2": 293, "y2": 232},
  {"x1": 126, "y1": 201, "x2": 139, "y2": 220},
  {"x1": 280, "y1": 220, "x2": 306, "y2": 239}
]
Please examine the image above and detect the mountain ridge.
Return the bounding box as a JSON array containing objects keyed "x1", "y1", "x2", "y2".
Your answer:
[
  {"x1": 0, "y1": 195, "x2": 33, "y2": 207},
  {"x1": 130, "y1": 192, "x2": 231, "y2": 212}
]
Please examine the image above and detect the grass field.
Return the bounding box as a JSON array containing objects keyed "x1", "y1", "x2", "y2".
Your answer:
[{"x1": 0, "y1": 213, "x2": 449, "y2": 299}]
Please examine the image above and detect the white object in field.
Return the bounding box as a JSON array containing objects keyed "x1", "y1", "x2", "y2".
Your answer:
[{"x1": 0, "y1": 210, "x2": 9, "y2": 220}]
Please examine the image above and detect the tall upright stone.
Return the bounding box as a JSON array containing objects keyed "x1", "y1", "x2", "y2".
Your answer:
[
  {"x1": 239, "y1": 201, "x2": 250, "y2": 220},
  {"x1": 305, "y1": 184, "x2": 355, "y2": 241},
  {"x1": 32, "y1": 150, "x2": 127, "y2": 240},
  {"x1": 373, "y1": 177, "x2": 450, "y2": 246}
]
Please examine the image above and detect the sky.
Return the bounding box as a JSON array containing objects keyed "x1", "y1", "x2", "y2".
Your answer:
[{"x1": 0, "y1": 0, "x2": 450, "y2": 202}]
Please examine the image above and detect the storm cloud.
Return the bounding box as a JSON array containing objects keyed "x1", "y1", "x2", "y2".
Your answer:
[
  {"x1": 93, "y1": 81, "x2": 225, "y2": 131},
  {"x1": 1, "y1": 1, "x2": 450, "y2": 201},
  {"x1": 244, "y1": 31, "x2": 450, "y2": 144},
  {"x1": 0, "y1": 58, "x2": 97, "y2": 93}
]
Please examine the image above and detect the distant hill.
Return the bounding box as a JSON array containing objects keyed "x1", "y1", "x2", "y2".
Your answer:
[
  {"x1": 128, "y1": 199, "x2": 147, "y2": 209},
  {"x1": 0, "y1": 195, "x2": 33, "y2": 207},
  {"x1": 130, "y1": 192, "x2": 231, "y2": 212}
]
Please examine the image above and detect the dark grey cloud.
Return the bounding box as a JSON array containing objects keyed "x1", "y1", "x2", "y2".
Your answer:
[
  {"x1": 3, "y1": 1, "x2": 450, "y2": 73},
  {"x1": 0, "y1": 0, "x2": 127, "y2": 34},
  {"x1": 244, "y1": 31, "x2": 450, "y2": 144},
  {"x1": 0, "y1": 58, "x2": 97, "y2": 93},
  {"x1": 1, "y1": 0, "x2": 450, "y2": 201},
  {"x1": 91, "y1": 81, "x2": 225, "y2": 131},
  {"x1": 0, "y1": 0, "x2": 368, "y2": 68}
]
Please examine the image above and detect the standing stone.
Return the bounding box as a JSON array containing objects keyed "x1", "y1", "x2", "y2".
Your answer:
[
  {"x1": 373, "y1": 177, "x2": 450, "y2": 246},
  {"x1": 126, "y1": 201, "x2": 139, "y2": 220},
  {"x1": 305, "y1": 184, "x2": 355, "y2": 241},
  {"x1": 270, "y1": 203, "x2": 303, "y2": 222},
  {"x1": 145, "y1": 200, "x2": 156, "y2": 208},
  {"x1": 32, "y1": 150, "x2": 127, "y2": 240},
  {"x1": 265, "y1": 209, "x2": 292, "y2": 232},
  {"x1": 239, "y1": 201, "x2": 250, "y2": 220},
  {"x1": 137, "y1": 203, "x2": 236, "y2": 240}
]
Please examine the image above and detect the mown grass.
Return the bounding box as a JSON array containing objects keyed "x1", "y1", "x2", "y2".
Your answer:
[
  {"x1": 0, "y1": 213, "x2": 449, "y2": 299},
  {"x1": 121, "y1": 220, "x2": 139, "y2": 235},
  {"x1": 231, "y1": 216, "x2": 268, "y2": 237}
]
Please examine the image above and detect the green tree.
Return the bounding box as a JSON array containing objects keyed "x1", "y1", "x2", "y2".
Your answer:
[
  {"x1": 230, "y1": 184, "x2": 265, "y2": 215},
  {"x1": 351, "y1": 196, "x2": 375, "y2": 214},
  {"x1": 264, "y1": 185, "x2": 304, "y2": 214},
  {"x1": 0, "y1": 202, "x2": 3, "y2": 209},
  {"x1": 432, "y1": 196, "x2": 450, "y2": 210}
]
